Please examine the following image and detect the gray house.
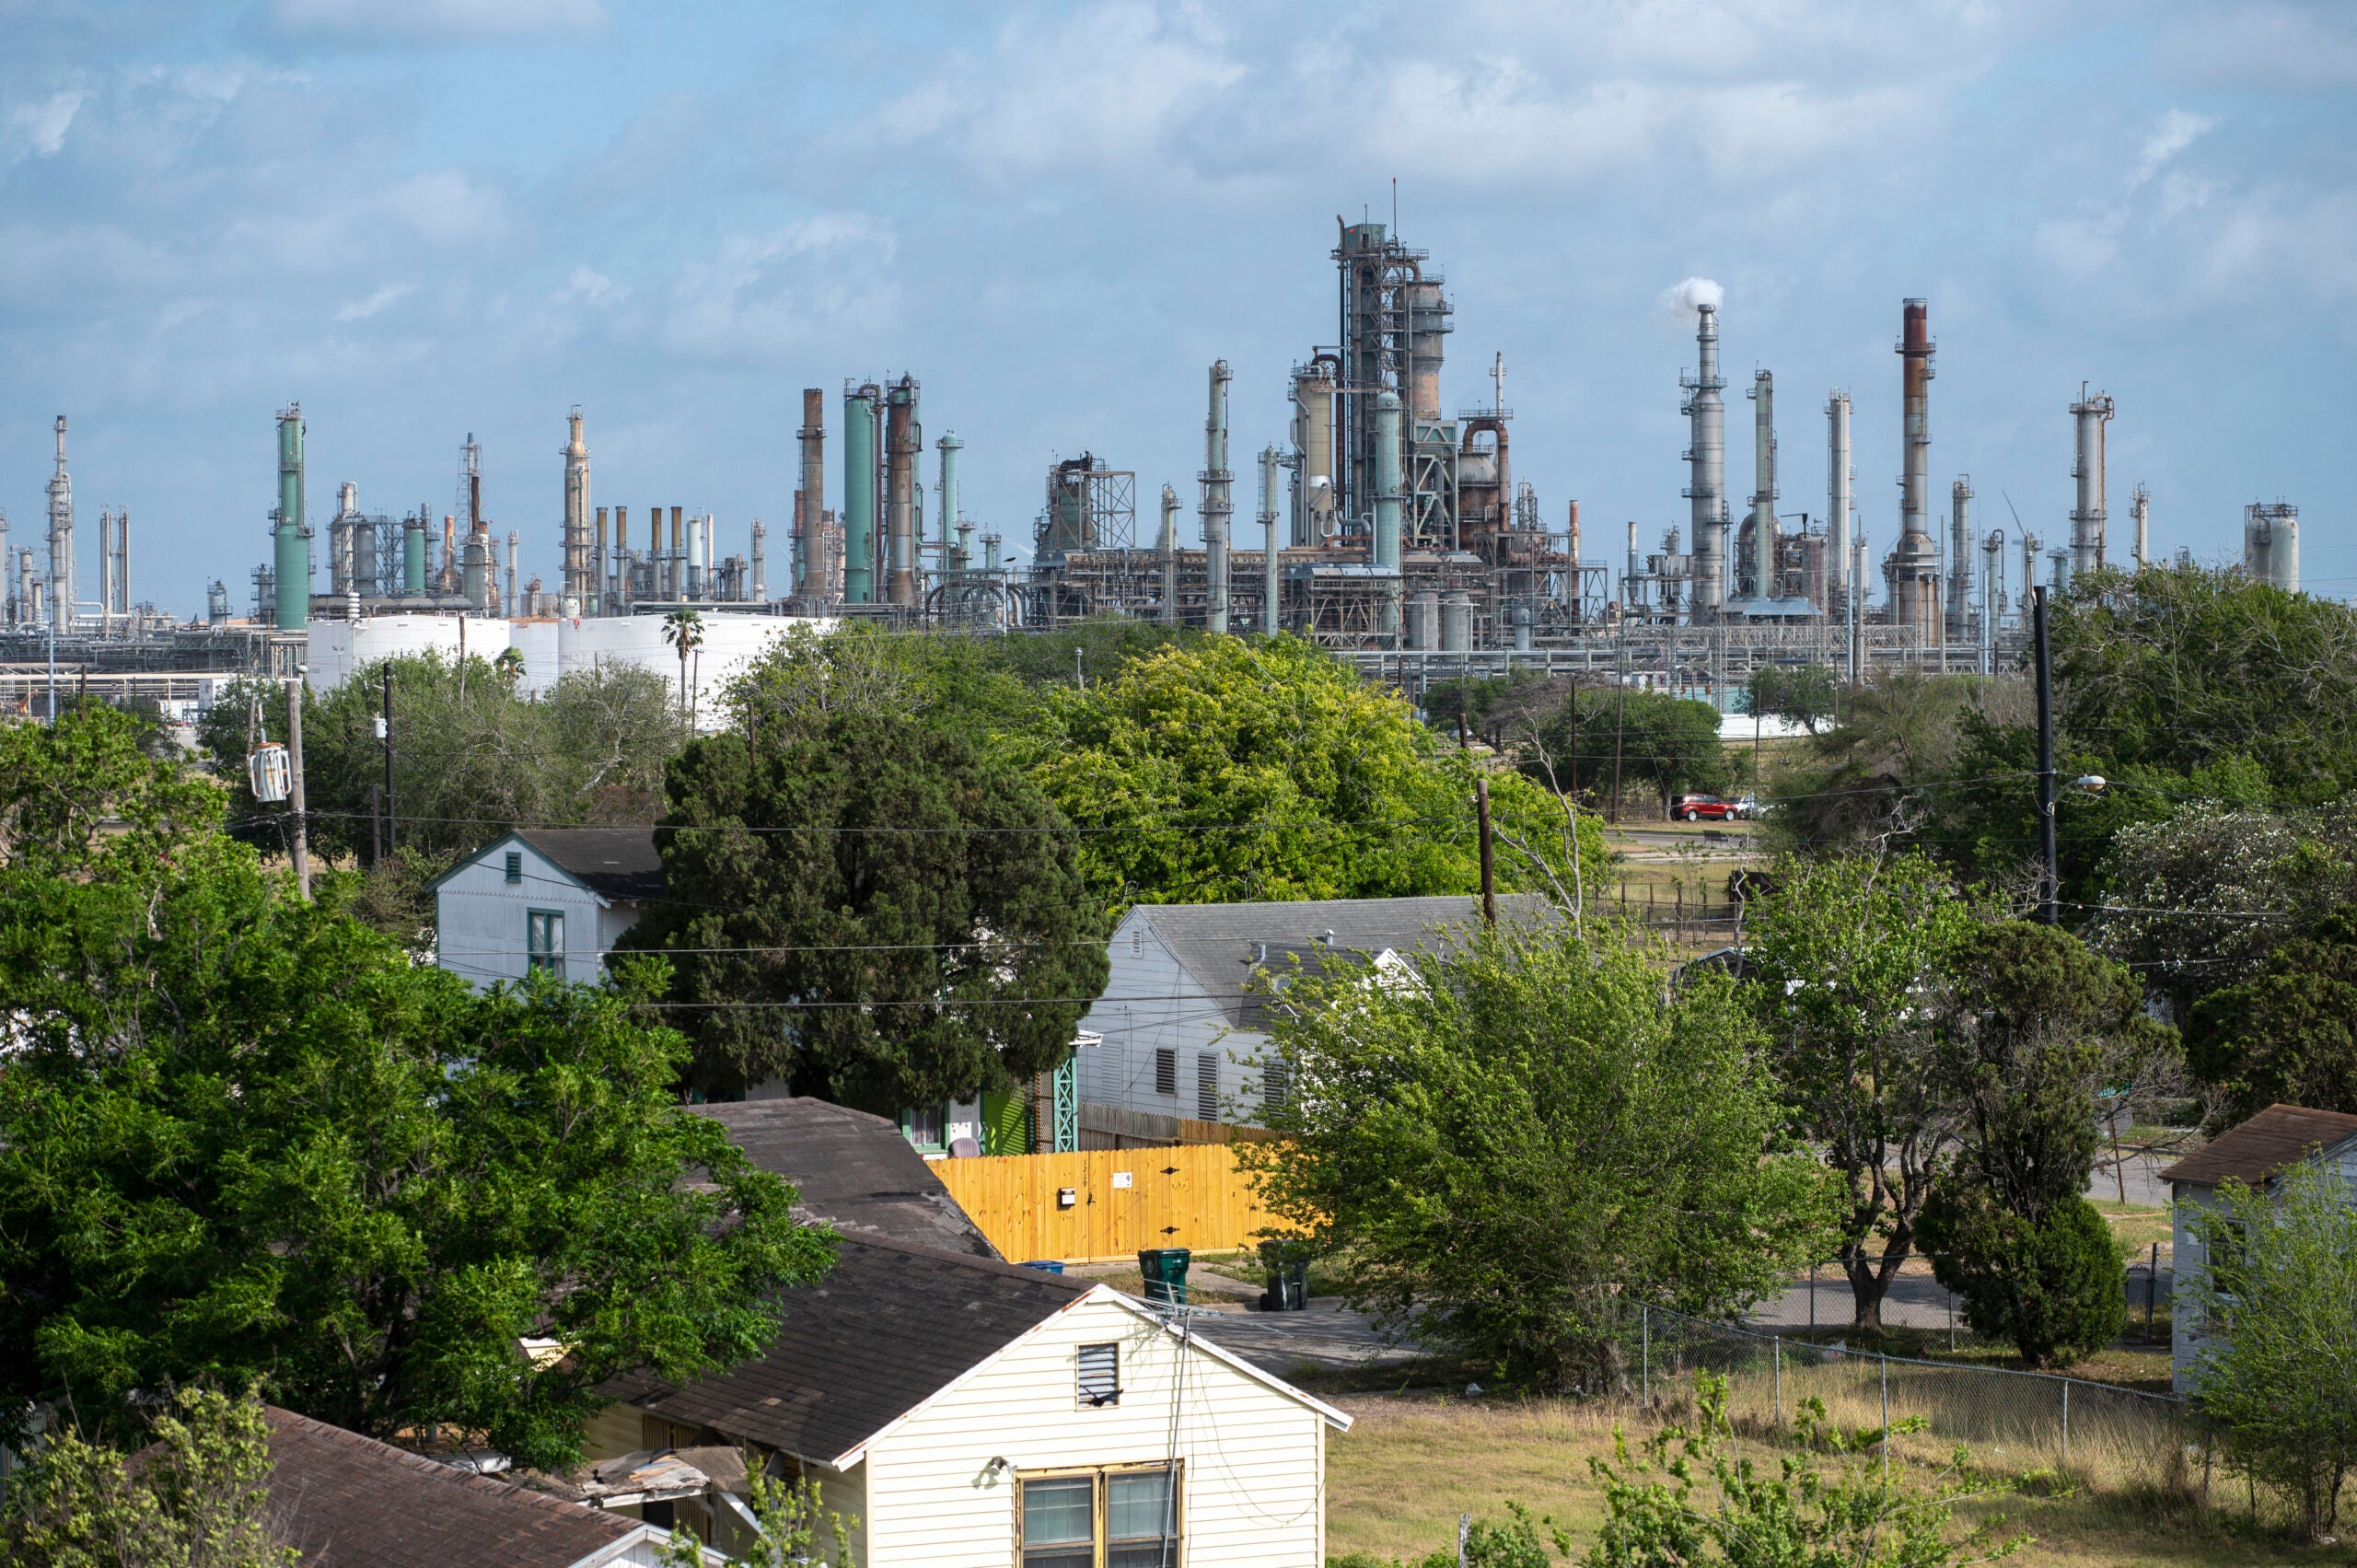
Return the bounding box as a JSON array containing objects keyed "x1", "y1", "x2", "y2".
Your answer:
[
  {"x1": 2162, "y1": 1102, "x2": 2357, "y2": 1391},
  {"x1": 431, "y1": 828, "x2": 663, "y2": 989},
  {"x1": 1073, "y1": 895, "x2": 1550, "y2": 1146}
]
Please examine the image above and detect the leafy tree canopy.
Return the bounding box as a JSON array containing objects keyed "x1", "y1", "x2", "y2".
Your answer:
[
  {"x1": 1525, "y1": 686, "x2": 1733, "y2": 810},
  {"x1": 0, "y1": 711, "x2": 830, "y2": 1468},
  {"x1": 1741, "y1": 663, "x2": 1840, "y2": 733},
  {"x1": 2186, "y1": 905, "x2": 2357, "y2": 1125},
  {"x1": 1243, "y1": 921, "x2": 1836, "y2": 1390}
]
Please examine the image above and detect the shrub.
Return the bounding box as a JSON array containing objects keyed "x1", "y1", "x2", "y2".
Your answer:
[{"x1": 1919, "y1": 1181, "x2": 2126, "y2": 1368}]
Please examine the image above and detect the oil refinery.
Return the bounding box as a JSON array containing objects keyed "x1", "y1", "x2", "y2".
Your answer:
[{"x1": 0, "y1": 215, "x2": 2302, "y2": 717}]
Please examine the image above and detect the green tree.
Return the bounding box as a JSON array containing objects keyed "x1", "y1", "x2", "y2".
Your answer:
[
  {"x1": 1242, "y1": 921, "x2": 1836, "y2": 1391},
  {"x1": 1916, "y1": 1188, "x2": 2124, "y2": 1370},
  {"x1": 1761, "y1": 672, "x2": 2010, "y2": 855},
  {"x1": 2187, "y1": 906, "x2": 2357, "y2": 1125},
  {"x1": 0, "y1": 702, "x2": 226, "y2": 878},
  {"x1": 663, "y1": 608, "x2": 704, "y2": 725},
  {"x1": 1527, "y1": 686, "x2": 1731, "y2": 817},
  {"x1": 2183, "y1": 1158, "x2": 2357, "y2": 1540},
  {"x1": 1016, "y1": 634, "x2": 1600, "y2": 907},
  {"x1": 1585, "y1": 1372, "x2": 2025, "y2": 1568},
  {"x1": 3, "y1": 1388, "x2": 296, "y2": 1568},
  {"x1": 0, "y1": 719, "x2": 830, "y2": 1465},
  {"x1": 1742, "y1": 663, "x2": 1840, "y2": 734},
  {"x1": 659, "y1": 1472, "x2": 858, "y2": 1568},
  {"x1": 1743, "y1": 854, "x2": 1977, "y2": 1330},
  {"x1": 621, "y1": 705, "x2": 1111, "y2": 1106}
]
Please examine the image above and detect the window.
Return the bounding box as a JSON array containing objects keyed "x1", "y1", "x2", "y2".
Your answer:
[
  {"x1": 1154, "y1": 1048, "x2": 1177, "y2": 1098},
  {"x1": 1019, "y1": 1466, "x2": 1180, "y2": 1568},
  {"x1": 904, "y1": 1105, "x2": 946, "y2": 1150},
  {"x1": 1196, "y1": 1054, "x2": 1219, "y2": 1121},
  {"x1": 526, "y1": 910, "x2": 563, "y2": 974},
  {"x1": 1076, "y1": 1342, "x2": 1120, "y2": 1407},
  {"x1": 504, "y1": 850, "x2": 523, "y2": 884}
]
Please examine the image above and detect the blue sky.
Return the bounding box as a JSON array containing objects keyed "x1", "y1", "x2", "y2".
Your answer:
[{"x1": 5, "y1": 0, "x2": 2354, "y2": 618}]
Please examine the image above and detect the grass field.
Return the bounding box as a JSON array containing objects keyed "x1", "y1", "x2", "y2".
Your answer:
[{"x1": 1327, "y1": 1391, "x2": 2338, "y2": 1566}]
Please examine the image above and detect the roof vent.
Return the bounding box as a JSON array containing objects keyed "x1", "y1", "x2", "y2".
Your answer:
[{"x1": 1319, "y1": 929, "x2": 1336, "y2": 948}]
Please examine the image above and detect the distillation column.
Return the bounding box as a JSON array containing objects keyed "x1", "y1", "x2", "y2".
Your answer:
[
  {"x1": 562, "y1": 408, "x2": 591, "y2": 613},
  {"x1": 1291, "y1": 363, "x2": 1337, "y2": 546},
  {"x1": 274, "y1": 406, "x2": 309, "y2": 633},
  {"x1": 1375, "y1": 389, "x2": 1403, "y2": 636},
  {"x1": 1202, "y1": 360, "x2": 1233, "y2": 634},
  {"x1": 2069, "y1": 386, "x2": 2115, "y2": 577},
  {"x1": 1158, "y1": 484, "x2": 1179, "y2": 626},
  {"x1": 885, "y1": 377, "x2": 920, "y2": 606},
  {"x1": 1744, "y1": 369, "x2": 1776, "y2": 601},
  {"x1": 2131, "y1": 483, "x2": 2150, "y2": 567},
  {"x1": 842, "y1": 384, "x2": 879, "y2": 603},
  {"x1": 1887, "y1": 300, "x2": 1940, "y2": 638},
  {"x1": 1946, "y1": 476, "x2": 1974, "y2": 640},
  {"x1": 47, "y1": 416, "x2": 74, "y2": 628},
  {"x1": 797, "y1": 389, "x2": 826, "y2": 600},
  {"x1": 1681, "y1": 306, "x2": 1727, "y2": 621},
  {"x1": 1260, "y1": 446, "x2": 1281, "y2": 636},
  {"x1": 1826, "y1": 390, "x2": 1853, "y2": 619},
  {"x1": 936, "y1": 432, "x2": 962, "y2": 576}
]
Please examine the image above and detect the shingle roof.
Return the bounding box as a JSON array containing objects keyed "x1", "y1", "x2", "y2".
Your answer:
[
  {"x1": 257, "y1": 1408, "x2": 642, "y2": 1568},
  {"x1": 2159, "y1": 1103, "x2": 2357, "y2": 1190},
  {"x1": 694, "y1": 1098, "x2": 999, "y2": 1259},
  {"x1": 600, "y1": 1235, "x2": 1091, "y2": 1467},
  {"x1": 1133, "y1": 895, "x2": 1553, "y2": 1028},
  {"x1": 514, "y1": 828, "x2": 665, "y2": 902}
]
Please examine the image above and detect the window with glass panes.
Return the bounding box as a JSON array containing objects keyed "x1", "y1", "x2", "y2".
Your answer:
[
  {"x1": 526, "y1": 909, "x2": 563, "y2": 973},
  {"x1": 1017, "y1": 1464, "x2": 1179, "y2": 1568}
]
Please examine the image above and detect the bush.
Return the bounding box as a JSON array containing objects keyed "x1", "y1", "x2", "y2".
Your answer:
[
  {"x1": 1919, "y1": 1182, "x2": 2125, "y2": 1367},
  {"x1": 1327, "y1": 1504, "x2": 1570, "y2": 1568}
]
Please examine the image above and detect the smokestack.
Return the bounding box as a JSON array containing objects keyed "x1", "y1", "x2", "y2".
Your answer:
[
  {"x1": 1260, "y1": 445, "x2": 1282, "y2": 636},
  {"x1": 885, "y1": 377, "x2": 920, "y2": 606},
  {"x1": 1947, "y1": 476, "x2": 1974, "y2": 639},
  {"x1": 505, "y1": 529, "x2": 519, "y2": 617},
  {"x1": 1159, "y1": 483, "x2": 1179, "y2": 626},
  {"x1": 1682, "y1": 306, "x2": 1727, "y2": 621},
  {"x1": 1202, "y1": 360, "x2": 1233, "y2": 634},
  {"x1": 2070, "y1": 385, "x2": 2115, "y2": 576},
  {"x1": 2131, "y1": 483, "x2": 2150, "y2": 567},
  {"x1": 1745, "y1": 369, "x2": 1776, "y2": 601},
  {"x1": 798, "y1": 389, "x2": 827, "y2": 600},
  {"x1": 751, "y1": 517, "x2": 766, "y2": 600},
  {"x1": 936, "y1": 432, "x2": 962, "y2": 564},
  {"x1": 562, "y1": 407, "x2": 591, "y2": 614},
  {"x1": 1887, "y1": 300, "x2": 1940, "y2": 637},
  {"x1": 1826, "y1": 391, "x2": 1853, "y2": 618},
  {"x1": 47, "y1": 415, "x2": 74, "y2": 630},
  {"x1": 1375, "y1": 389, "x2": 1403, "y2": 638},
  {"x1": 273, "y1": 406, "x2": 308, "y2": 633}
]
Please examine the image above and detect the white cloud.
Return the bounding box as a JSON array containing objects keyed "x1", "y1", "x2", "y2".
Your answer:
[
  {"x1": 2131, "y1": 108, "x2": 2218, "y2": 189},
  {"x1": 334, "y1": 282, "x2": 413, "y2": 321},
  {"x1": 380, "y1": 169, "x2": 512, "y2": 246},
  {"x1": 263, "y1": 0, "x2": 606, "y2": 44},
  {"x1": 2155, "y1": 0, "x2": 2357, "y2": 89},
  {"x1": 4, "y1": 88, "x2": 87, "y2": 165},
  {"x1": 658, "y1": 215, "x2": 899, "y2": 363}
]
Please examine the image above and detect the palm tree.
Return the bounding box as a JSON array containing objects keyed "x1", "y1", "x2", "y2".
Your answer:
[
  {"x1": 662, "y1": 610, "x2": 704, "y2": 726},
  {"x1": 493, "y1": 646, "x2": 525, "y2": 691}
]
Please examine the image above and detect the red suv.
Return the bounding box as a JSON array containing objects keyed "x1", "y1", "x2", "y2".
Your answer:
[{"x1": 1672, "y1": 794, "x2": 1742, "y2": 822}]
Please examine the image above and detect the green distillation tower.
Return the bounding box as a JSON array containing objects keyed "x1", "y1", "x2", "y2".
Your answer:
[
  {"x1": 842, "y1": 383, "x2": 879, "y2": 604},
  {"x1": 273, "y1": 405, "x2": 308, "y2": 631}
]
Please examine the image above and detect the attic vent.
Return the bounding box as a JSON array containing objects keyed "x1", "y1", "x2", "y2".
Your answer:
[
  {"x1": 1262, "y1": 1056, "x2": 1292, "y2": 1114},
  {"x1": 1197, "y1": 1055, "x2": 1219, "y2": 1122},
  {"x1": 1077, "y1": 1342, "x2": 1120, "y2": 1407},
  {"x1": 504, "y1": 851, "x2": 523, "y2": 884},
  {"x1": 1155, "y1": 1049, "x2": 1177, "y2": 1098}
]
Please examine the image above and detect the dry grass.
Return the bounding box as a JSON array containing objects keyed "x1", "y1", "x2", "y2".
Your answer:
[{"x1": 1328, "y1": 1389, "x2": 2341, "y2": 1566}]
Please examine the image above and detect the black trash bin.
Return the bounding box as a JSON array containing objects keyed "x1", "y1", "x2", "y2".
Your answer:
[
  {"x1": 1137, "y1": 1248, "x2": 1190, "y2": 1307},
  {"x1": 1259, "y1": 1239, "x2": 1311, "y2": 1312}
]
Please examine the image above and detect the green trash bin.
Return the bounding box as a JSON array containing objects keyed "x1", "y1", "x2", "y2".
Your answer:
[
  {"x1": 1259, "y1": 1239, "x2": 1311, "y2": 1312},
  {"x1": 1136, "y1": 1248, "x2": 1190, "y2": 1307}
]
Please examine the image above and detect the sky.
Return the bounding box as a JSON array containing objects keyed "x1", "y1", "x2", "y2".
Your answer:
[{"x1": 4, "y1": 0, "x2": 2355, "y2": 619}]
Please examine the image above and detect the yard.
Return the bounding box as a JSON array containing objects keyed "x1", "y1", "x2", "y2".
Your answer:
[{"x1": 1327, "y1": 1391, "x2": 2340, "y2": 1566}]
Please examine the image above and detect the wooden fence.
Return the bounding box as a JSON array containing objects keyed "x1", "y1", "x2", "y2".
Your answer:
[{"x1": 933, "y1": 1142, "x2": 1293, "y2": 1264}]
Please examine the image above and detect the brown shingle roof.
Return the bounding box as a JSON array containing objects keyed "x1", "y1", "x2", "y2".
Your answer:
[
  {"x1": 694, "y1": 1098, "x2": 999, "y2": 1259},
  {"x1": 258, "y1": 1408, "x2": 642, "y2": 1568},
  {"x1": 2159, "y1": 1103, "x2": 2357, "y2": 1190},
  {"x1": 599, "y1": 1234, "x2": 1092, "y2": 1467}
]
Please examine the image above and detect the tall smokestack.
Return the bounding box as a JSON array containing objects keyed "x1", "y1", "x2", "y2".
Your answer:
[
  {"x1": 1375, "y1": 389, "x2": 1403, "y2": 638},
  {"x1": 797, "y1": 389, "x2": 826, "y2": 600},
  {"x1": 594, "y1": 507, "x2": 609, "y2": 611},
  {"x1": 2131, "y1": 483, "x2": 2150, "y2": 567},
  {"x1": 1682, "y1": 306, "x2": 1727, "y2": 621},
  {"x1": 1887, "y1": 300, "x2": 1940, "y2": 637},
  {"x1": 1260, "y1": 445, "x2": 1282, "y2": 636},
  {"x1": 273, "y1": 407, "x2": 308, "y2": 633},
  {"x1": 885, "y1": 376, "x2": 920, "y2": 606},
  {"x1": 1826, "y1": 391, "x2": 1852, "y2": 618},
  {"x1": 1202, "y1": 360, "x2": 1233, "y2": 633},
  {"x1": 1947, "y1": 476, "x2": 1974, "y2": 639},
  {"x1": 2070, "y1": 385, "x2": 2115, "y2": 576},
  {"x1": 47, "y1": 415, "x2": 73, "y2": 629},
  {"x1": 750, "y1": 517, "x2": 766, "y2": 600},
  {"x1": 562, "y1": 407, "x2": 591, "y2": 614},
  {"x1": 1745, "y1": 369, "x2": 1776, "y2": 600},
  {"x1": 1159, "y1": 483, "x2": 1179, "y2": 626}
]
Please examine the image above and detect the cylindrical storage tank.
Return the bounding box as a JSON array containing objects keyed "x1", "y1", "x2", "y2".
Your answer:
[
  {"x1": 842, "y1": 386, "x2": 879, "y2": 603},
  {"x1": 1439, "y1": 592, "x2": 1473, "y2": 652},
  {"x1": 1407, "y1": 592, "x2": 1438, "y2": 650},
  {"x1": 1404, "y1": 281, "x2": 1447, "y2": 422},
  {"x1": 1514, "y1": 603, "x2": 1532, "y2": 652},
  {"x1": 403, "y1": 518, "x2": 427, "y2": 595},
  {"x1": 1294, "y1": 369, "x2": 1337, "y2": 546}
]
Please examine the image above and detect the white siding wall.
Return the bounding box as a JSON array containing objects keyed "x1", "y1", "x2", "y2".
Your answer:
[
  {"x1": 865, "y1": 1293, "x2": 1329, "y2": 1567},
  {"x1": 1076, "y1": 912, "x2": 1278, "y2": 1127},
  {"x1": 434, "y1": 840, "x2": 616, "y2": 989},
  {"x1": 2171, "y1": 1136, "x2": 2357, "y2": 1391}
]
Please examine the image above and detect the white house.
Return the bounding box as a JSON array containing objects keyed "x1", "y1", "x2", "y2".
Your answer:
[
  {"x1": 2162, "y1": 1101, "x2": 2357, "y2": 1392},
  {"x1": 431, "y1": 828, "x2": 663, "y2": 988},
  {"x1": 1073, "y1": 895, "x2": 1550, "y2": 1144},
  {"x1": 586, "y1": 1235, "x2": 1350, "y2": 1566}
]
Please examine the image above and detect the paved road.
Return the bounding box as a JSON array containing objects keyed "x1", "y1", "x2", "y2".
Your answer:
[
  {"x1": 2088, "y1": 1149, "x2": 2173, "y2": 1208},
  {"x1": 1749, "y1": 1263, "x2": 2173, "y2": 1332}
]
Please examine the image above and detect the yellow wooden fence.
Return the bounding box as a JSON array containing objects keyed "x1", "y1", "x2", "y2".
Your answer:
[{"x1": 933, "y1": 1143, "x2": 1293, "y2": 1263}]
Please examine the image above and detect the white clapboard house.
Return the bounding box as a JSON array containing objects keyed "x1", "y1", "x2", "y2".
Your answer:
[{"x1": 431, "y1": 828, "x2": 665, "y2": 988}]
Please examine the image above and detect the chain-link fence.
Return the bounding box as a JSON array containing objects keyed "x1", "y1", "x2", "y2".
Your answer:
[
  {"x1": 1635, "y1": 1305, "x2": 2191, "y2": 1493},
  {"x1": 1744, "y1": 1252, "x2": 2176, "y2": 1342}
]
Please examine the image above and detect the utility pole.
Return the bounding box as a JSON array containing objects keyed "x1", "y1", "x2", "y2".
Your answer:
[
  {"x1": 1475, "y1": 777, "x2": 1496, "y2": 926},
  {"x1": 2034, "y1": 586, "x2": 2057, "y2": 924},
  {"x1": 380, "y1": 662, "x2": 396, "y2": 856},
  {"x1": 286, "y1": 676, "x2": 311, "y2": 901}
]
